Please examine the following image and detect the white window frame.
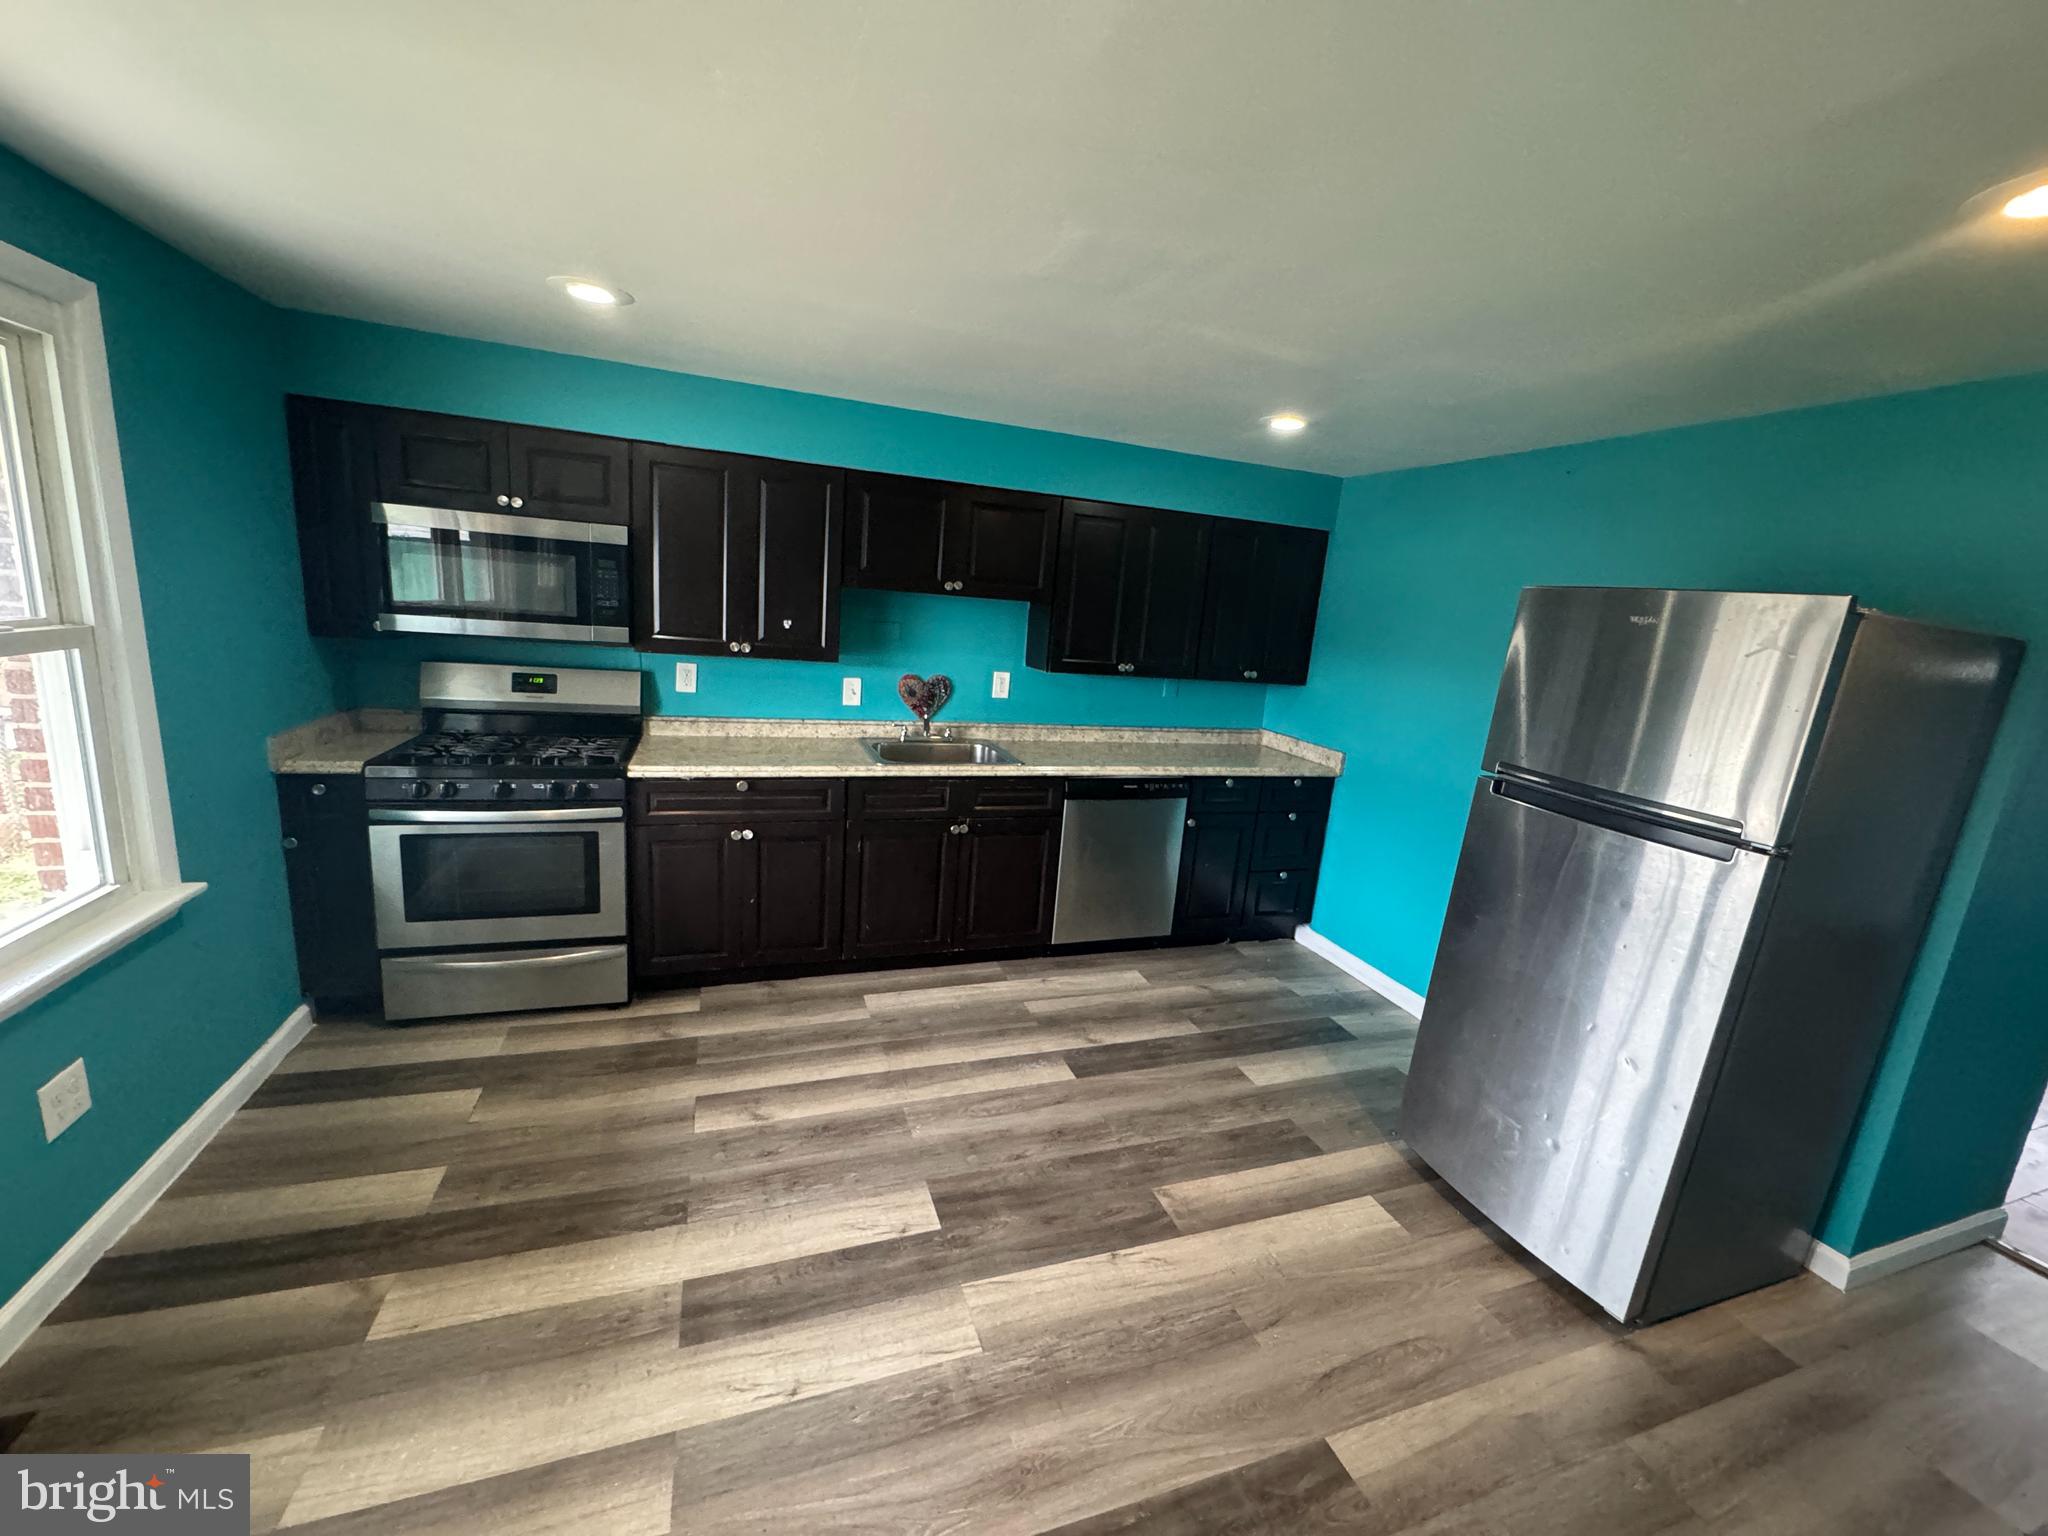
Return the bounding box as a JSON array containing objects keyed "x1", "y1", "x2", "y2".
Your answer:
[{"x1": 0, "y1": 239, "x2": 202, "y2": 1022}]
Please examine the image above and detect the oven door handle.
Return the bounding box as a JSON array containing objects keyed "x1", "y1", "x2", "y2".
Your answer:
[
  {"x1": 368, "y1": 806, "x2": 623, "y2": 824},
  {"x1": 384, "y1": 947, "x2": 620, "y2": 971}
]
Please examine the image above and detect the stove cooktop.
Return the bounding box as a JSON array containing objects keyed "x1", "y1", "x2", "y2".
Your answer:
[{"x1": 368, "y1": 730, "x2": 634, "y2": 776}]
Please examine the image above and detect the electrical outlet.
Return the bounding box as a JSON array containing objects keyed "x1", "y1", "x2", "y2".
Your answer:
[
  {"x1": 991, "y1": 670, "x2": 1011, "y2": 700},
  {"x1": 674, "y1": 662, "x2": 698, "y2": 694},
  {"x1": 39, "y1": 1059, "x2": 90, "y2": 1142},
  {"x1": 841, "y1": 677, "x2": 862, "y2": 706}
]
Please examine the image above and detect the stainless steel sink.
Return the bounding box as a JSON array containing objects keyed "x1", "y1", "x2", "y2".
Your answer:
[{"x1": 861, "y1": 737, "x2": 1021, "y2": 766}]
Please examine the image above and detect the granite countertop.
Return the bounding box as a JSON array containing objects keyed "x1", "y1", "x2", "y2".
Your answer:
[
  {"x1": 626, "y1": 721, "x2": 1341, "y2": 780},
  {"x1": 265, "y1": 711, "x2": 1343, "y2": 781},
  {"x1": 268, "y1": 709, "x2": 420, "y2": 775}
]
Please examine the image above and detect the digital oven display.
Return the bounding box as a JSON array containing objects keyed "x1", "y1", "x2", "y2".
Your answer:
[{"x1": 510, "y1": 672, "x2": 558, "y2": 695}]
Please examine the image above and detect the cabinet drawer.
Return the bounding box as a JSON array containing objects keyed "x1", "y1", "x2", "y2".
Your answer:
[
  {"x1": 1192, "y1": 776, "x2": 1261, "y2": 812},
  {"x1": 1242, "y1": 868, "x2": 1315, "y2": 939},
  {"x1": 1260, "y1": 775, "x2": 1332, "y2": 810},
  {"x1": 851, "y1": 779, "x2": 955, "y2": 819},
  {"x1": 1251, "y1": 808, "x2": 1323, "y2": 870},
  {"x1": 635, "y1": 778, "x2": 844, "y2": 819},
  {"x1": 280, "y1": 774, "x2": 363, "y2": 821},
  {"x1": 958, "y1": 778, "x2": 1062, "y2": 815}
]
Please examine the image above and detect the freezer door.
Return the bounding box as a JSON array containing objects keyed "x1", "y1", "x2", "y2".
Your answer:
[
  {"x1": 1402, "y1": 781, "x2": 1775, "y2": 1320},
  {"x1": 1482, "y1": 587, "x2": 1855, "y2": 848}
]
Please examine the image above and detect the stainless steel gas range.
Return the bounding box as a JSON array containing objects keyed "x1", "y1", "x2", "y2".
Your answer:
[{"x1": 363, "y1": 662, "x2": 642, "y2": 1021}]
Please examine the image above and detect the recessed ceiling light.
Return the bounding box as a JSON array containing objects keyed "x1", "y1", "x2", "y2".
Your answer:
[
  {"x1": 2002, "y1": 185, "x2": 2048, "y2": 220},
  {"x1": 548, "y1": 275, "x2": 635, "y2": 307},
  {"x1": 1265, "y1": 413, "x2": 1308, "y2": 435}
]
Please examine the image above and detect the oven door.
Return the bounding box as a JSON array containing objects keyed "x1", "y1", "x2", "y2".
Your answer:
[
  {"x1": 368, "y1": 807, "x2": 626, "y2": 950},
  {"x1": 371, "y1": 503, "x2": 630, "y2": 644}
]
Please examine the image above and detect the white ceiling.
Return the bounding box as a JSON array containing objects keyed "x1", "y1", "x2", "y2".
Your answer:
[{"x1": 4, "y1": 2, "x2": 2048, "y2": 476}]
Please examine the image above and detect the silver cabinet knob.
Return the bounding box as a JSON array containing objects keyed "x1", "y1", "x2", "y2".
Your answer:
[
  {"x1": 1278, "y1": 871, "x2": 1290, "y2": 881},
  {"x1": 310, "y1": 782, "x2": 327, "y2": 796},
  {"x1": 1288, "y1": 812, "x2": 1298, "y2": 822},
  {"x1": 740, "y1": 643, "x2": 752, "y2": 653},
  {"x1": 1246, "y1": 669, "x2": 1259, "y2": 680},
  {"x1": 782, "y1": 618, "x2": 793, "y2": 629},
  {"x1": 729, "y1": 828, "x2": 742, "y2": 840},
  {"x1": 510, "y1": 496, "x2": 524, "y2": 508},
  {"x1": 735, "y1": 780, "x2": 749, "y2": 792},
  {"x1": 742, "y1": 828, "x2": 755, "y2": 840},
  {"x1": 1186, "y1": 817, "x2": 1196, "y2": 827},
  {"x1": 1224, "y1": 778, "x2": 1234, "y2": 787},
  {"x1": 728, "y1": 641, "x2": 740, "y2": 652},
  {"x1": 281, "y1": 836, "x2": 299, "y2": 850},
  {"x1": 496, "y1": 494, "x2": 510, "y2": 506},
  {"x1": 1293, "y1": 777, "x2": 1303, "y2": 786}
]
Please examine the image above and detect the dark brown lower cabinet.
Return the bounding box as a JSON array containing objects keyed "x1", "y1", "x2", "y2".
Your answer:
[
  {"x1": 1174, "y1": 811, "x2": 1255, "y2": 941},
  {"x1": 955, "y1": 816, "x2": 1060, "y2": 950},
  {"x1": 276, "y1": 775, "x2": 380, "y2": 1008},
  {"x1": 632, "y1": 817, "x2": 842, "y2": 978},
  {"x1": 845, "y1": 817, "x2": 958, "y2": 958},
  {"x1": 1241, "y1": 867, "x2": 1318, "y2": 940}
]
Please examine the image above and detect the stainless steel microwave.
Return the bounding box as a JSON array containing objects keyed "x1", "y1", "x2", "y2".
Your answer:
[{"x1": 370, "y1": 503, "x2": 630, "y2": 644}]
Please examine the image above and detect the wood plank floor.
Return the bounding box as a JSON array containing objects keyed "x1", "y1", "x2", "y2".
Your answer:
[{"x1": 5, "y1": 940, "x2": 2047, "y2": 1533}]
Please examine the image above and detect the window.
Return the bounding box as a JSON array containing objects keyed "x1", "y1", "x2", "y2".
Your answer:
[{"x1": 0, "y1": 246, "x2": 200, "y2": 1020}]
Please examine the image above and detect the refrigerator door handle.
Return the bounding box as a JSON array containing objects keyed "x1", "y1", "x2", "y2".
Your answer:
[{"x1": 1489, "y1": 768, "x2": 1757, "y2": 861}]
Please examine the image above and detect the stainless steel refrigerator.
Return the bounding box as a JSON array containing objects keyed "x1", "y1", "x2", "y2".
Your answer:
[{"x1": 1401, "y1": 587, "x2": 2020, "y2": 1323}]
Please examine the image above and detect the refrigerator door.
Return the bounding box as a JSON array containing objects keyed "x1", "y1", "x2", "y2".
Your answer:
[
  {"x1": 1482, "y1": 588, "x2": 1855, "y2": 848},
  {"x1": 1402, "y1": 781, "x2": 1775, "y2": 1320}
]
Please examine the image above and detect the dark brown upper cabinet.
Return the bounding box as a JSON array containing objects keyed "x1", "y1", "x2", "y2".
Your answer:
[
  {"x1": 1198, "y1": 519, "x2": 1329, "y2": 686},
  {"x1": 286, "y1": 396, "x2": 381, "y2": 637},
  {"x1": 843, "y1": 472, "x2": 1057, "y2": 603},
  {"x1": 1027, "y1": 500, "x2": 1211, "y2": 677},
  {"x1": 371, "y1": 407, "x2": 630, "y2": 525},
  {"x1": 632, "y1": 445, "x2": 842, "y2": 660}
]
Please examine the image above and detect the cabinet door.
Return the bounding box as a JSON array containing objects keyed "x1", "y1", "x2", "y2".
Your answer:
[
  {"x1": 1174, "y1": 811, "x2": 1253, "y2": 941},
  {"x1": 1249, "y1": 524, "x2": 1328, "y2": 686},
  {"x1": 1123, "y1": 508, "x2": 1211, "y2": 676},
  {"x1": 745, "y1": 820, "x2": 845, "y2": 966},
  {"x1": 845, "y1": 817, "x2": 958, "y2": 958},
  {"x1": 507, "y1": 426, "x2": 631, "y2": 526},
  {"x1": 286, "y1": 397, "x2": 380, "y2": 638},
  {"x1": 633, "y1": 821, "x2": 745, "y2": 976},
  {"x1": 734, "y1": 460, "x2": 841, "y2": 660},
  {"x1": 1037, "y1": 500, "x2": 1133, "y2": 674},
  {"x1": 1198, "y1": 521, "x2": 1328, "y2": 685},
  {"x1": 632, "y1": 444, "x2": 744, "y2": 654},
  {"x1": 276, "y1": 776, "x2": 379, "y2": 1005},
  {"x1": 1240, "y1": 868, "x2": 1315, "y2": 939},
  {"x1": 944, "y1": 487, "x2": 1058, "y2": 601},
  {"x1": 956, "y1": 816, "x2": 1060, "y2": 951},
  {"x1": 1251, "y1": 808, "x2": 1323, "y2": 870},
  {"x1": 374, "y1": 409, "x2": 508, "y2": 512},
  {"x1": 844, "y1": 473, "x2": 948, "y2": 593}
]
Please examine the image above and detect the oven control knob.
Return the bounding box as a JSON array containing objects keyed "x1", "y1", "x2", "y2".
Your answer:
[
  {"x1": 406, "y1": 781, "x2": 433, "y2": 800},
  {"x1": 439, "y1": 781, "x2": 463, "y2": 799},
  {"x1": 493, "y1": 781, "x2": 515, "y2": 799},
  {"x1": 570, "y1": 781, "x2": 595, "y2": 800},
  {"x1": 546, "y1": 780, "x2": 571, "y2": 800}
]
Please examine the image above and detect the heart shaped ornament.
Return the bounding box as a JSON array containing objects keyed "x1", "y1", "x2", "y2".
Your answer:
[{"x1": 897, "y1": 673, "x2": 954, "y2": 724}]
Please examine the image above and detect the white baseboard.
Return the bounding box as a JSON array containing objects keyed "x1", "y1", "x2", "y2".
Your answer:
[
  {"x1": 1291, "y1": 926, "x2": 1426, "y2": 1018},
  {"x1": 1804, "y1": 1206, "x2": 2008, "y2": 1291},
  {"x1": 0, "y1": 1004, "x2": 313, "y2": 1364}
]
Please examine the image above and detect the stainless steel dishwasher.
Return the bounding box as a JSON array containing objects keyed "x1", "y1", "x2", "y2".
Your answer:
[{"x1": 1050, "y1": 779, "x2": 1189, "y2": 944}]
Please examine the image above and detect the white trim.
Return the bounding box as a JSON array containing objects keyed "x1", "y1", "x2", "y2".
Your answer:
[
  {"x1": 0, "y1": 1004, "x2": 312, "y2": 1364},
  {"x1": 1804, "y1": 1207, "x2": 2008, "y2": 1292},
  {"x1": 1292, "y1": 925, "x2": 1426, "y2": 1017}
]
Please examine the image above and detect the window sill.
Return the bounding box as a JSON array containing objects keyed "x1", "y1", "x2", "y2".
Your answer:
[{"x1": 0, "y1": 882, "x2": 206, "y2": 1026}]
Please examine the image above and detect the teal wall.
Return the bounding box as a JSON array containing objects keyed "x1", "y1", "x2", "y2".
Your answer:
[
  {"x1": 0, "y1": 148, "x2": 339, "y2": 1300},
  {"x1": 286, "y1": 312, "x2": 1338, "y2": 731},
  {"x1": 1265, "y1": 372, "x2": 2048, "y2": 1253}
]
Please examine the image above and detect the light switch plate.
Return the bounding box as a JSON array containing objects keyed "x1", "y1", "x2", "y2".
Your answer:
[
  {"x1": 842, "y1": 677, "x2": 862, "y2": 706},
  {"x1": 39, "y1": 1059, "x2": 90, "y2": 1142},
  {"x1": 675, "y1": 662, "x2": 698, "y2": 694},
  {"x1": 991, "y1": 671, "x2": 1011, "y2": 700}
]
